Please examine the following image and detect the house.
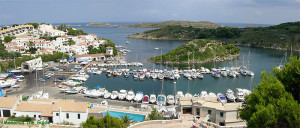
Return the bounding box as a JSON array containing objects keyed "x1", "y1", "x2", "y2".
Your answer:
[
  {"x1": 74, "y1": 54, "x2": 107, "y2": 63},
  {"x1": 5, "y1": 46, "x2": 25, "y2": 53},
  {"x1": 38, "y1": 24, "x2": 66, "y2": 37},
  {"x1": 21, "y1": 57, "x2": 43, "y2": 72},
  {"x1": 106, "y1": 46, "x2": 113, "y2": 55},
  {"x1": 13, "y1": 99, "x2": 88, "y2": 126},
  {"x1": 179, "y1": 97, "x2": 246, "y2": 127},
  {"x1": 0, "y1": 97, "x2": 19, "y2": 117},
  {"x1": 0, "y1": 25, "x2": 34, "y2": 39}
]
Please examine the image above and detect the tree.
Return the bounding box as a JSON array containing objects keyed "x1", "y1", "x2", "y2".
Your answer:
[
  {"x1": 273, "y1": 56, "x2": 300, "y2": 102},
  {"x1": 67, "y1": 39, "x2": 75, "y2": 45},
  {"x1": 147, "y1": 108, "x2": 165, "y2": 120},
  {"x1": 81, "y1": 114, "x2": 124, "y2": 128},
  {"x1": 120, "y1": 115, "x2": 133, "y2": 127},
  {"x1": 24, "y1": 23, "x2": 39, "y2": 28},
  {"x1": 4, "y1": 36, "x2": 13, "y2": 43},
  {"x1": 12, "y1": 24, "x2": 19, "y2": 27},
  {"x1": 239, "y1": 71, "x2": 300, "y2": 128}
]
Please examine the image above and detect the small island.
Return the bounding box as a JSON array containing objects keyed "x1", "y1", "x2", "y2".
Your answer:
[
  {"x1": 148, "y1": 39, "x2": 240, "y2": 64},
  {"x1": 120, "y1": 20, "x2": 221, "y2": 28},
  {"x1": 86, "y1": 23, "x2": 118, "y2": 27}
]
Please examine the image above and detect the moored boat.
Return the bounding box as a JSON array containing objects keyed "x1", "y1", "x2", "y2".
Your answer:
[
  {"x1": 149, "y1": 94, "x2": 156, "y2": 104},
  {"x1": 142, "y1": 95, "x2": 149, "y2": 104}
]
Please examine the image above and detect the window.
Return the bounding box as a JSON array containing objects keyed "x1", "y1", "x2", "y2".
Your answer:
[
  {"x1": 208, "y1": 110, "x2": 211, "y2": 114},
  {"x1": 34, "y1": 115, "x2": 36, "y2": 118},
  {"x1": 220, "y1": 112, "x2": 224, "y2": 117},
  {"x1": 78, "y1": 114, "x2": 80, "y2": 119},
  {"x1": 66, "y1": 113, "x2": 69, "y2": 119},
  {"x1": 56, "y1": 113, "x2": 59, "y2": 116},
  {"x1": 39, "y1": 115, "x2": 41, "y2": 118}
]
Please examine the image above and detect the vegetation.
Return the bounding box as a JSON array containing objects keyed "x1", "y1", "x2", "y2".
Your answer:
[
  {"x1": 24, "y1": 23, "x2": 39, "y2": 28},
  {"x1": 38, "y1": 52, "x2": 69, "y2": 62},
  {"x1": 120, "y1": 115, "x2": 133, "y2": 127},
  {"x1": 149, "y1": 39, "x2": 240, "y2": 64},
  {"x1": 81, "y1": 114, "x2": 124, "y2": 128},
  {"x1": 57, "y1": 24, "x2": 88, "y2": 36},
  {"x1": 239, "y1": 71, "x2": 300, "y2": 128},
  {"x1": 4, "y1": 36, "x2": 13, "y2": 43},
  {"x1": 273, "y1": 56, "x2": 300, "y2": 102},
  {"x1": 88, "y1": 38, "x2": 118, "y2": 56},
  {"x1": 67, "y1": 39, "x2": 75, "y2": 45},
  {"x1": 59, "y1": 121, "x2": 74, "y2": 125},
  {"x1": 40, "y1": 35, "x2": 59, "y2": 41},
  {"x1": 146, "y1": 108, "x2": 165, "y2": 120},
  {"x1": 122, "y1": 20, "x2": 221, "y2": 28},
  {"x1": 129, "y1": 21, "x2": 300, "y2": 51},
  {"x1": 7, "y1": 115, "x2": 33, "y2": 122}
]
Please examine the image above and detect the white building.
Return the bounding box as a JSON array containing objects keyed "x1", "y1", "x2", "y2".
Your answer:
[
  {"x1": 74, "y1": 54, "x2": 107, "y2": 63},
  {"x1": 38, "y1": 24, "x2": 66, "y2": 37},
  {"x1": 106, "y1": 46, "x2": 113, "y2": 55},
  {"x1": 13, "y1": 99, "x2": 88, "y2": 126},
  {"x1": 0, "y1": 97, "x2": 19, "y2": 118},
  {"x1": 0, "y1": 25, "x2": 34, "y2": 39},
  {"x1": 21, "y1": 57, "x2": 43, "y2": 72},
  {"x1": 179, "y1": 97, "x2": 246, "y2": 127}
]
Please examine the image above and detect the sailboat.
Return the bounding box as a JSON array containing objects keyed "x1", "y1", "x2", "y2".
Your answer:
[
  {"x1": 157, "y1": 80, "x2": 167, "y2": 106},
  {"x1": 149, "y1": 94, "x2": 156, "y2": 104},
  {"x1": 167, "y1": 95, "x2": 175, "y2": 105}
]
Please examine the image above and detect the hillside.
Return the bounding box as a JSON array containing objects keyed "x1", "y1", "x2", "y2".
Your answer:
[
  {"x1": 129, "y1": 21, "x2": 300, "y2": 51},
  {"x1": 148, "y1": 39, "x2": 240, "y2": 64},
  {"x1": 121, "y1": 20, "x2": 221, "y2": 28},
  {"x1": 86, "y1": 23, "x2": 118, "y2": 27}
]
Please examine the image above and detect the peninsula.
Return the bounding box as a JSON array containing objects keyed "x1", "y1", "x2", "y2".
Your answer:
[
  {"x1": 86, "y1": 23, "x2": 118, "y2": 27},
  {"x1": 129, "y1": 21, "x2": 300, "y2": 51},
  {"x1": 148, "y1": 39, "x2": 240, "y2": 64},
  {"x1": 120, "y1": 20, "x2": 220, "y2": 28}
]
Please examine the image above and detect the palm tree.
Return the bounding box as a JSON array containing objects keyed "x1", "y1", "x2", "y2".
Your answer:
[{"x1": 120, "y1": 115, "x2": 133, "y2": 127}]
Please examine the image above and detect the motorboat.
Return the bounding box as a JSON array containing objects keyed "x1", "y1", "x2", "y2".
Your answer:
[
  {"x1": 142, "y1": 95, "x2": 149, "y2": 104},
  {"x1": 200, "y1": 91, "x2": 208, "y2": 97},
  {"x1": 184, "y1": 93, "x2": 193, "y2": 97},
  {"x1": 198, "y1": 73, "x2": 203, "y2": 79},
  {"x1": 66, "y1": 89, "x2": 79, "y2": 94},
  {"x1": 145, "y1": 72, "x2": 151, "y2": 78},
  {"x1": 208, "y1": 92, "x2": 217, "y2": 98},
  {"x1": 193, "y1": 94, "x2": 199, "y2": 97},
  {"x1": 118, "y1": 89, "x2": 127, "y2": 100},
  {"x1": 226, "y1": 89, "x2": 236, "y2": 102},
  {"x1": 235, "y1": 88, "x2": 245, "y2": 102},
  {"x1": 134, "y1": 91, "x2": 144, "y2": 102},
  {"x1": 126, "y1": 90, "x2": 135, "y2": 101},
  {"x1": 151, "y1": 73, "x2": 157, "y2": 79},
  {"x1": 167, "y1": 95, "x2": 175, "y2": 105},
  {"x1": 212, "y1": 71, "x2": 221, "y2": 78},
  {"x1": 176, "y1": 91, "x2": 184, "y2": 99},
  {"x1": 158, "y1": 73, "x2": 164, "y2": 80},
  {"x1": 149, "y1": 94, "x2": 156, "y2": 104},
  {"x1": 157, "y1": 94, "x2": 166, "y2": 106},
  {"x1": 217, "y1": 93, "x2": 227, "y2": 103},
  {"x1": 221, "y1": 71, "x2": 227, "y2": 77},
  {"x1": 111, "y1": 91, "x2": 119, "y2": 100},
  {"x1": 124, "y1": 71, "x2": 130, "y2": 78},
  {"x1": 247, "y1": 71, "x2": 254, "y2": 76},
  {"x1": 228, "y1": 71, "x2": 236, "y2": 77},
  {"x1": 241, "y1": 70, "x2": 247, "y2": 76},
  {"x1": 60, "y1": 88, "x2": 70, "y2": 93},
  {"x1": 174, "y1": 73, "x2": 180, "y2": 79},
  {"x1": 139, "y1": 73, "x2": 145, "y2": 80},
  {"x1": 104, "y1": 91, "x2": 111, "y2": 99},
  {"x1": 133, "y1": 72, "x2": 139, "y2": 79}
]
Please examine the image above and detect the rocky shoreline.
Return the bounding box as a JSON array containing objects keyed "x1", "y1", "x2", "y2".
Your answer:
[{"x1": 148, "y1": 54, "x2": 240, "y2": 65}]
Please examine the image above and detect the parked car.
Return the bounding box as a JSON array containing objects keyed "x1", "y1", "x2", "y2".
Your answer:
[
  {"x1": 71, "y1": 69, "x2": 78, "y2": 72},
  {"x1": 53, "y1": 79, "x2": 62, "y2": 82}
]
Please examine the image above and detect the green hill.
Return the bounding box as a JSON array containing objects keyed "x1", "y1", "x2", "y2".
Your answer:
[
  {"x1": 148, "y1": 39, "x2": 240, "y2": 64},
  {"x1": 129, "y1": 21, "x2": 300, "y2": 51},
  {"x1": 121, "y1": 20, "x2": 221, "y2": 28}
]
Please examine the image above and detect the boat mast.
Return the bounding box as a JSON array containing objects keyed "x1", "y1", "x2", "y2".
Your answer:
[
  {"x1": 187, "y1": 51, "x2": 191, "y2": 70},
  {"x1": 174, "y1": 82, "x2": 177, "y2": 104},
  {"x1": 160, "y1": 49, "x2": 162, "y2": 70}
]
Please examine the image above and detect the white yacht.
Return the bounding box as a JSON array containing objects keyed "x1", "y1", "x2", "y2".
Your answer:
[
  {"x1": 104, "y1": 91, "x2": 111, "y2": 99},
  {"x1": 208, "y1": 92, "x2": 217, "y2": 98},
  {"x1": 126, "y1": 90, "x2": 135, "y2": 101},
  {"x1": 118, "y1": 90, "x2": 127, "y2": 100},
  {"x1": 184, "y1": 93, "x2": 193, "y2": 97},
  {"x1": 200, "y1": 91, "x2": 208, "y2": 97},
  {"x1": 157, "y1": 94, "x2": 167, "y2": 106},
  {"x1": 176, "y1": 91, "x2": 184, "y2": 99},
  {"x1": 151, "y1": 73, "x2": 157, "y2": 79},
  {"x1": 134, "y1": 91, "x2": 144, "y2": 102},
  {"x1": 217, "y1": 93, "x2": 227, "y2": 103},
  {"x1": 226, "y1": 89, "x2": 236, "y2": 102},
  {"x1": 167, "y1": 95, "x2": 175, "y2": 105},
  {"x1": 235, "y1": 88, "x2": 245, "y2": 102},
  {"x1": 111, "y1": 91, "x2": 119, "y2": 100},
  {"x1": 149, "y1": 94, "x2": 157, "y2": 104}
]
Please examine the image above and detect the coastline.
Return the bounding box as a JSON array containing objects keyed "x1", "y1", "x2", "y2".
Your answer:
[{"x1": 148, "y1": 54, "x2": 240, "y2": 65}]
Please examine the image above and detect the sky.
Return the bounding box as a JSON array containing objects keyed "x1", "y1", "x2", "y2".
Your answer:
[{"x1": 0, "y1": 0, "x2": 299, "y2": 25}]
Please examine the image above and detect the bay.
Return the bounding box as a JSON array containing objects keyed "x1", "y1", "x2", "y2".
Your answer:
[{"x1": 68, "y1": 22, "x2": 297, "y2": 96}]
